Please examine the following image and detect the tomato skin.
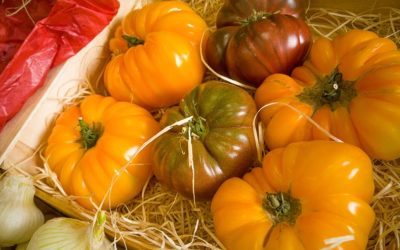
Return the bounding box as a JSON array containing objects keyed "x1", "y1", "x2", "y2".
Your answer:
[
  {"x1": 255, "y1": 29, "x2": 400, "y2": 160},
  {"x1": 216, "y1": 0, "x2": 305, "y2": 27},
  {"x1": 204, "y1": 26, "x2": 238, "y2": 76},
  {"x1": 204, "y1": 0, "x2": 311, "y2": 87},
  {"x1": 104, "y1": 1, "x2": 207, "y2": 110},
  {"x1": 226, "y1": 14, "x2": 311, "y2": 86},
  {"x1": 152, "y1": 81, "x2": 257, "y2": 200},
  {"x1": 211, "y1": 140, "x2": 375, "y2": 250},
  {"x1": 44, "y1": 95, "x2": 160, "y2": 209}
]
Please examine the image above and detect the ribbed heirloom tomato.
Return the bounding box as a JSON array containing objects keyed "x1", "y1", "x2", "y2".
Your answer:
[
  {"x1": 104, "y1": 1, "x2": 207, "y2": 109},
  {"x1": 44, "y1": 95, "x2": 160, "y2": 209},
  {"x1": 204, "y1": 0, "x2": 311, "y2": 87},
  {"x1": 255, "y1": 29, "x2": 400, "y2": 160},
  {"x1": 211, "y1": 141, "x2": 375, "y2": 250},
  {"x1": 152, "y1": 81, "x2": 257, "y2": 200}
]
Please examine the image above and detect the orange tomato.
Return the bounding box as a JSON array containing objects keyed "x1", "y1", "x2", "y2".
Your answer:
[
  {"x1": 255, "y1": 29, "x2": 400, "y2": 160},
  {"x1": 104, "y1": 1, "x2": 207, "y2": 110},
  {"x1": 211, "y1": 140, "x2": 375, "y2": 250},
  {"x1": 44, "y1": 95, "x2": 160, "y2": 209}
]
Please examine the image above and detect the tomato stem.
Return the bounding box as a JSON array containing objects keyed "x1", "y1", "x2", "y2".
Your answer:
[
  {"x1": 189, "y1": 116, "x2": 208, "y2": 140},
  {"x1": 242, "y1": 10, "x2": 272, "y2": 26},
  {"x1": 78, "y1": 118, "x2": 103, "y2": 149},
  {"x1": 297, "y1": 68, "x2": 357, "y2": 111},
  {"x1": 263, "y1": 192, "x2": 301, "y2": 225},
  {"x1": 122, "y1": 35, "x2": 144, "y2": 47}
]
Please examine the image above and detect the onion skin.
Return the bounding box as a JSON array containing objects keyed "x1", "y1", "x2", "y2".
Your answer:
[
  {"x1": 0, "y1": 175, "x2": 44, "y2": 247},
  {"x1": 27, "y1": 217, "x2": 111, "y2": 250}
]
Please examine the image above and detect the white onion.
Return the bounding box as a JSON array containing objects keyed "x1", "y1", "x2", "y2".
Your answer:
[
  {"x1": 27, "y1": 213, "x2": 112, "y2": 250},
  {"x1": 0, "y1": 174, "x2": 44, "y2": 247}
]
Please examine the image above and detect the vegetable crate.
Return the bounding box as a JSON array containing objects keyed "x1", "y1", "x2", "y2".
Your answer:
[{"x1": 1, "y1": 0, "x2": 400, "y2": 249}]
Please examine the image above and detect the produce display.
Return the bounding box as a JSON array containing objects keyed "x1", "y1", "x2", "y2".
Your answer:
[
  {"x1": 255, "y1": 29, "x2": 400, "y2": 160},
  {"x1": 2, "y1": 0, "x2": 400, "y2": 249},
  {"x1": 204, "y1": 0, "x2": 312, "y2": 87},
  {"x1": 104, "y1": 0, "x2": 207, "y2": 109}
]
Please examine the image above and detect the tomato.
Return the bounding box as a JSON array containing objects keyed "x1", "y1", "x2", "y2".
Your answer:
[
  {"x1": 152, "y1": 81, "x2": 257, "y2": 200},
  {"x1": 216, "y1": 0, "x2": 305, "y2": 27},
  {"x1": 212, "y1": 140, "x2": 375, "y2": 250},
  {"x1": 204, "y1": 0, "x2": 311, "y2": 87},
  {"x1": 44, "y1": 95, "x2": 160, "y2": 209},
  {"x1": 104, "y1": 1, "x2": 207, "y2": 110},
  {"x1": 255, "y1": 29, "x2": 400, "y2": 160}
]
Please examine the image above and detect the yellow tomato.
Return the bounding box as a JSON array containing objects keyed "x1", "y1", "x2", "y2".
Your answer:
[
  {"x1": 255, "y1": 29, "x2": 400, "y2": 160},
  {"x1": 44, "y1": 95, "x2": 160, "y2": 209},
  {"x1": 212, "y1": 140, "x2": 375, "y2": 250},
  {"x1": 104, "y1": 1, "x2": 207, "y2": 109}
]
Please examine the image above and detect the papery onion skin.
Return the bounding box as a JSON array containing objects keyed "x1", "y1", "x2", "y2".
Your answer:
[
  {"x1": 16, "y1": 242, "x2": 29, "y2": 250},
  {"x1": 0, "y1": 175, "x2": 44, "y2": 247},
  {"x1": 27, "y1": 217, "x2": 111, "y2": 250}
]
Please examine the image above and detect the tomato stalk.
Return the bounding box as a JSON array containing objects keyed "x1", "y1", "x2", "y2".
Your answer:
[
  {"x1": 122, "y1": 34, "x2": 144, "y2": 47},
  {"x1": 263, "y1": 192, "x2": 301, "y2": 225},
  {"x1": 188, "y1": 116, "x2": 208, "y2": 140},
  {"x1": 242, "y1": 10, "x2": 272, "y2": 26},
  {"x1": 78, "y1": 118, "x2": 103, "y2": 149},
  {"x1": 297, "y1": 68, "x2": 357, "y2": 111}
]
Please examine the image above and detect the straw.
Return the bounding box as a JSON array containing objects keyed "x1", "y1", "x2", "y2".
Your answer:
[
  {"x1": 5, "y1": 0, "x2": 35, "y2": 25},
  {"x1": 3, "y1": 0, "x2": 400, "y2": 249}
]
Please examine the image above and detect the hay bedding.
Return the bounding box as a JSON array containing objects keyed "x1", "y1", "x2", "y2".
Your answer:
[{"x1": 4, "y1": 0, "x2": 400, "y2": 249}]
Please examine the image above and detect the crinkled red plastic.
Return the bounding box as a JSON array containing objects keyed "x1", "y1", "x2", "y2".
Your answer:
[{"x1": 0, "y1": 0, "x2": 119, "y2": 131}]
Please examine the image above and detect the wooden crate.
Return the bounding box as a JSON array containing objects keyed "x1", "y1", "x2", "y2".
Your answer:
[{"x1": 1, "y1": 0, "x2": 400, "y2": 249}]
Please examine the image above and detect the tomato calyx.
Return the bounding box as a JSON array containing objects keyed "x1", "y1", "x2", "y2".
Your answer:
[
  {"x1": 188, "y1": 116, "x2": 208, "y2": 140},
  {"x1": 78, "y1": 117, "x2": 104, "y2": 149},
  {"x1": 122, "y1": 34, "x2": 144, "y2": 47},
  {"x1": 242, "y1": 10, "x2": 272, "y2": 26},
  {"x1": 263, "y1": 192, "x2": 301, "y2": 225},
  {"x1": 297, "y1": 68, "x2": 357, "y2": 111}
]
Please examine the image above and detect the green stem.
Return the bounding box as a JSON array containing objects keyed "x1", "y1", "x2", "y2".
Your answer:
[
  {"x1": 297, "y1": 68, "x2": 357, "y2": 111},
  {"x1": 242, "y1": 10, "x2": 272, "y2": 26},
  {"x1": 79, "y1": 118, "x2": 103, "y2": 149},
  {"x1": 263, "y1": 192, "x2": 301, "y2": 225},
  {"x1": 93, "y1": 211, "x2": 106, "y2": 240},
  {"x1": 91, "y1": 211, "x2": 109, "y2": 249},
  {"x1": 122, "y1": 34, "x2": 144, "y2": 47},
  {"x1": 189, "y1": 116, "x2": 208, "y2": 140}
]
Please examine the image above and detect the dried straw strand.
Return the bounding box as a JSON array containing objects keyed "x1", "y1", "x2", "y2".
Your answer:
[
  {"x1": 306, "y1": 7, "x2": 400, "y2": 45},
  {"x1": 5, "y1": 0, "x2": 35, "y2": 25}
]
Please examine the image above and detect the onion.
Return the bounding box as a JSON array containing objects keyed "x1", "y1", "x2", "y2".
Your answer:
[
  {"x1": 27, "y1": 212, "x2": 112, "y2": 250},
  {"x1": 0, "y1": 174, "x2": 44, "y2": 247}
]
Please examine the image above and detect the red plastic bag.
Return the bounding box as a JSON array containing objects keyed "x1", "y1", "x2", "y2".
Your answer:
[
  {"x1": 0, "y1": 0, "x2": 119, "y2": 131},
  {"x1": 0, "y1": 0, "x2": 55, "y2": 73}
]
